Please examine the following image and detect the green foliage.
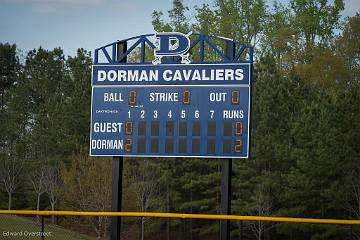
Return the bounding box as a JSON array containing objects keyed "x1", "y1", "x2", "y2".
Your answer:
[
  {"x1": 149, "y1": 2, "x2": 359, "y2": 239},
  {"x1": 0, "y1": 1, "x2": 359, "y2": 239},
  {"x1": 152, "y1": 0, "x2": 189, "y2": 32},
  {"x1": 290, "y1": 0, "x2": 344, "y2": 48}
]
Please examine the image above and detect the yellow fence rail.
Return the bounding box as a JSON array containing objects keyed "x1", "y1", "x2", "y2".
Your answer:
[{"x1": 0, "y1": 210, "x2": 359, "y2": 225}]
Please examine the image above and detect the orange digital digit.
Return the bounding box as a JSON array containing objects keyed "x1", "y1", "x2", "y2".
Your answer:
[
  {"x1": 235, "y1": 139, "x2": 242, "y2": 153},
  {"x1": 128, "y1": 90, "x2": 137, "y2": 105},
  {"x1": 125, "y1": 138, "x2": 132, "y2": 152},
  {"x1": 183, "y1": 90, "x2": 191, "y2": 105},
  {"x1": 125, "y1": 121, "x2": 133, "y2": 135},
  {"x1": 231, "y1": 90, "x2": 240, "y2": 105},
  {"x1": 235, "y1": 122, "x2": 243, "y2": 136}
]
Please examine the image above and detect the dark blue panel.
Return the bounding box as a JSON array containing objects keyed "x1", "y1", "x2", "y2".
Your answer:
[{"x1": 90, "y1": 86, "x2": 250, "y2": 158}]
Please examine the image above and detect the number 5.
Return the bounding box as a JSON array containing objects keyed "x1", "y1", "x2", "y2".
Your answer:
[{"x1": 181, "y1": 110, "x2": 186, "y2": 119}]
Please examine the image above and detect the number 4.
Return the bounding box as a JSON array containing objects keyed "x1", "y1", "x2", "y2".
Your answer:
[{"x1": 168, "y1": 110, "x2": 172, "y2": 118}]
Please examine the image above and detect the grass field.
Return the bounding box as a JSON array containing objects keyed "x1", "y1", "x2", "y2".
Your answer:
[{"x1": 0, "y1": 214, "x2": 95, "y2": 239}]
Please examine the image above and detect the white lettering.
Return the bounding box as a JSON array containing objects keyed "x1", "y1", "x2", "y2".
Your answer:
[
  {"x1": 235, "y1": 68, "x2": 244, "y2": 80},
  {"x1": 91, "y1": 139, "x2": 124, "y2": 150},
  {"x1": 163, "y1": 70, "x2": 172, "y2": 81},
  {"x1": 97, "y1": 70, "x2": 106, "y2": 81},
  {"x1": 93, "y1": 122, "x2": 123, "y2": 133},
  {"x1": 223, "y1": 110, "x2": 244, "y2": 119},
  {"x1": 210, "y1": 92, "x2": 227, "y2": 102},
  {"x1": 149, "y1": 92, "x2": 178, "y2": 102}
]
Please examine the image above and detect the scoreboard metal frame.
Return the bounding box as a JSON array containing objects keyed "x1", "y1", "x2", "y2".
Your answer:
[{"x1": 90, "y1": 33, "x2": 253, "y2": 159}]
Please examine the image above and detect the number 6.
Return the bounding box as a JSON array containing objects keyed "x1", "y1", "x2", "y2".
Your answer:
[{"x1": 195, "y1": 110, "x2": 199, "y2": 118}]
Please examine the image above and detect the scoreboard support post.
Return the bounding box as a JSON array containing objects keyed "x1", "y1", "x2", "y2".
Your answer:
[
  {"x1": 111, "y1": 41, "x2": 127, "y2": 240},
  {"x1": 111, "y1": 157, "x2": 123, "y2": 240},
  {"x1": 220, "y1": 158, "x2": 232, "y2": 240},
  {"x1": 220, "y1": 40, "x2": 236, "y2": 240}
]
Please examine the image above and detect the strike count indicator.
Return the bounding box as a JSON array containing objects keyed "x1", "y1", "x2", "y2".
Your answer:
[{"x1": 90, "y1": 63, "x2": 251, "y2": 158}]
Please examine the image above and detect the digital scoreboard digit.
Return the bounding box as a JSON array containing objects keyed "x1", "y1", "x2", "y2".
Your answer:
[{"x1": 90, "y1": 62, "x2": 251, "y2": 158}]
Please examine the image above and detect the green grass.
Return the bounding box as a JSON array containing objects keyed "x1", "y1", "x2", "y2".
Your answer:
[{"x1": 0, "y1": 214, "x2": 95, "y2": 240}]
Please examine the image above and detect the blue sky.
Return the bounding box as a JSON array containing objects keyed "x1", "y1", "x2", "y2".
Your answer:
[{"x1": 0, "y1": 0, "x2": 359, "y2": 57}]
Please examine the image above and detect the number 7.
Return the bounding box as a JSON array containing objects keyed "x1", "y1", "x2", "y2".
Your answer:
[{"x1": 210, "y1": 110, "x2": 214, "y2": 119}]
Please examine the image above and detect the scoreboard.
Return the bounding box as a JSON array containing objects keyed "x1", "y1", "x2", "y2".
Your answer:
[{"x1": 90, "y1": 63, "x2": 251, "y2": 158}]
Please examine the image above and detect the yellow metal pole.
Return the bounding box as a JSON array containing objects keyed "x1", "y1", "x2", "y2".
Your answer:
[{"x1": 0, "y1": 210, "x2": 360, "y2": 225}]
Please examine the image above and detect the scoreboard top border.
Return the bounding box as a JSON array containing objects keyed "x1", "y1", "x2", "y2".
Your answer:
[{"x1": 94, "y1": 33, "x2": 253, "y2": 65}]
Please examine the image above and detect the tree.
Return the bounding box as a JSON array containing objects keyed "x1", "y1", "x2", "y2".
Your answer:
[
  {"x1": 0, "y1": 43, "x2": 22, "y2": 211},
  {"x1": 44, "y1": 164, "x2": 60, "y2": 224},
  {"x1": 261, "y1": 3, "x2": 295, "y2": 72},
  {"x1": 127, "y1": 159, "x2": 159, "y2": 240},
  {"x1": 168, "y1": 0, "x2": 190, "y2": 33},
  {"x1": 0, "y1": 151, "x2": 22, "y2": 210},
  {"x1": 0, "y1": 43, "x2": 18, "y2": 110},
  {"x1": 193, "y1": 4, "x2": 219, "y2": 35},
  {"x1": 61, "y1": 152, "x2": 112, "y2": 239},
  {"x1": 336, "y1": 14, "x2": 360, "y2": 83},
  {"x1": 28, "y1": 160, "x2": 46, "y2": 222},
  {"x1": 152, "y1": 0, "x2": 189, "y2": 32},
  {"x1": 63, "y1": 48, "x2": 92, "y2": 151},
  {"x1": 247, "y1": 182, "x2": 274, "y2": 240},
  {"x1": 290, "y1": 0, "x2": 344, "y2": 52}
]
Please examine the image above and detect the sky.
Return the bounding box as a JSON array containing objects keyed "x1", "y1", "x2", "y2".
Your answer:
[{"x1": 0, "y1": 0, "x2": 359, "y2": 58}]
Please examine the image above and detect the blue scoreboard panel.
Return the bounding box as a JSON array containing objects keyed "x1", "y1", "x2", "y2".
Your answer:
[{"x1": 90, "y1": 64, "x2": 251, "y2": 158}]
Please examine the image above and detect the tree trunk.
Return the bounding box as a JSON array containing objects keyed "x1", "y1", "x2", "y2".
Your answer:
[
  {"x1": 141, "y1": 216, "x2": 144, "y2": 240},
  {"x1": 98, "y1": 216, "x2": 102, "y2": 239},
  {"x1": 258, "y1": 221, "x2": 262, "y2": 240},
  {"x1": 103, "y1": 217, "x2": 108, "y2": 239},
  {"x1": 36, "y1": 193, "x2": 41, "y2": 222},
  {"x1": 8, "y1": 192, "x2": 12, "y2": 210},
  {"x1": 51, "y1": 202, "x2": 55, "y2": 224},
  {"x1": 1, "y1": 89, "x2": 4, "y2": 110}
]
